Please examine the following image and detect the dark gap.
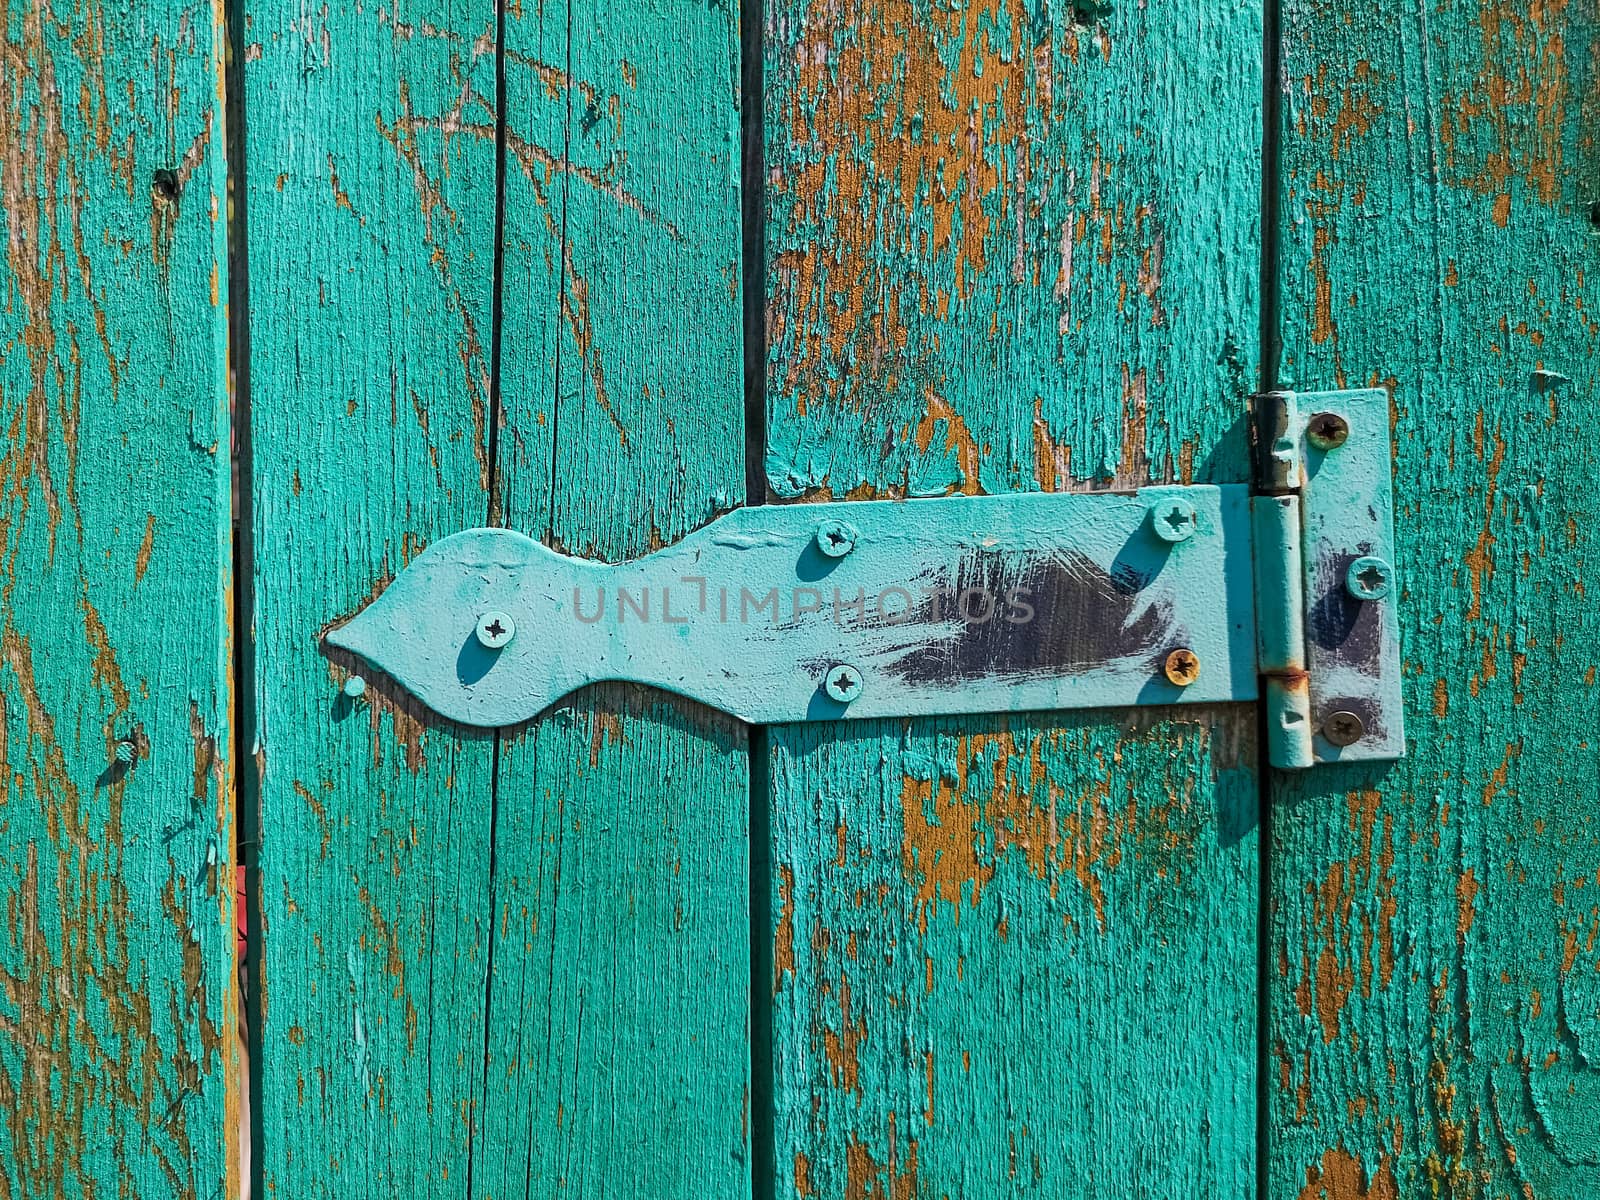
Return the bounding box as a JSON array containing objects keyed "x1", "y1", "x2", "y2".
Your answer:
[
  {"x1": 485, "y1": 0, "x2": 510, "y2": 525},
  {"x1": 465, "y1": 734, "x2": 504, "y2": 1200},
  {"x1": 1588, "y1": 199, "x2": 1600, "y2": 230},
  {"x1": 542, "y1": 1, "x2": 578, "y2": 545},
  {"x1": 1258, "y1": 0, "x2": 1283, "y2": 395},
  {"x1": 1254, "y1": 706, "x2": 1275, "y2": 1200},
  {"x1": 739, "y1": 5, "x2": 774, "y2": 1197},
  {"x1": 467, "y1": 2, "x2": 513, "y2": 1197},
  {"x1": 221, "y1": 0, "x2": 266, "y2": 1196},
  {"x1": 747, "y1": 725, "x2": 775, "y2": 1200},
  {"x1": 1257, "y1": 0, "x2": 1284, "y2": 1195},
  {"x1": 740, "y1": 0, "x2": 767, "y2": 506}
]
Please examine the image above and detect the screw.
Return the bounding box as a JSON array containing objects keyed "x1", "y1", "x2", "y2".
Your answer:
[
  {"x1": 113, "y1": 739, "x2": 137, "y2": 765},
  {"x1": 1151, "y1": 498, "x2": 1197, "y2": 543},
  {"x1": 1306, "y1": 412, "x2": 1349, "y2": 450},
  {"x1": 815, "y1": 518, "x2": 859, "y2": 558},
  {"x1": 343, "y1": 675, "x2": 367, "y2": 699},
  {"x1": 476, "y1": 611, "x2": 515, "y2": 649},
  {"x1": 823, "y1": 664, "x2": 863, "y2": 703},
  {"x1": 1163, "y1": 648, "x2": 1200, "y2": 687},
  {"x1": 1323, "y1": 710, "x2": 1366, "y2": 747},
  {"x1": 1345, "y1": 556, "x2": 1394, "y2": 601}
]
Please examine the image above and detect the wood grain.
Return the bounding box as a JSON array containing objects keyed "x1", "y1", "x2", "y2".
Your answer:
[
  {"x1": 761, "y1": 0, "x2": 1265, "y2": 1193},
  {"x1": 471, "y1": 0, "x2": 751, "y2": 1191},
  {"x1": 242, "y1": 0, "x2": 501, "y2": 1193},
  {"x1": 245, "y1": 0, "x2": 749, "y2": 1192},
  {"x1": 1270, "y1": 2, "x2": 1600, "y2": 1197},
  {"x1": 470, "y1": 0, "x2": 752, "y2": 1196},
  {"x1": 0, "y1": 0, "x2": 236, "y2": 1195}
]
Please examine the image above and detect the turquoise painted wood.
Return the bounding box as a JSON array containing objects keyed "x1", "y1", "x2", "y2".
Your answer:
[
  {"x1": 471, "y1": 0, "x2": 750, "y2": 1192},
  {"x1": 761, "y1": 0, "x2": 1264, "y2": 1194},
  {"x1": 242, "y1": 1, "x2": 502, "y2": 1193},
  {"x1": 0, "y1": 0, "x2": 236, "y2": 1195},
  {"x1": 1270, "y1": 3, "x2": 1600, "y2": 1198},
  {"x1": 244, "y1": 0, "x2": 748, "y2": 1194}
]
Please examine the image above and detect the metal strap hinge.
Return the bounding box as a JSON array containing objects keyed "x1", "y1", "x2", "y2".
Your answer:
[
  {"x1": 1251, "y1": 389, "x2": 1404, "y2": 768},
  {"x1": 324, "y1": 392, "x2": 1403, "y2": 770}
]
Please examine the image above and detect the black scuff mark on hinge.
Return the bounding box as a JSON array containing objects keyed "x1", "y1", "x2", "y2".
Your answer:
[{"x1": 887, "y1": 547, "x2": 1176, "y2": 685}]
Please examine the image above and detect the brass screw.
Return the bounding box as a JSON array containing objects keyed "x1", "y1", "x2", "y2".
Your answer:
[
  {"x1": 1163, "y1": 648, "x2": 1200, "y2": 687},
  {"x1": 1306, "y1": 412, "x2": 1349, "y2": 450}
]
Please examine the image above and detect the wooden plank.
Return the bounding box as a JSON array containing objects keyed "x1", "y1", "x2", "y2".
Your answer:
[
  {"x1": 1270, "y1": 3, "x2": 1600, "y2": 1197},
  {"x1": 468, "y1": 0, "x2": 751, "y2": 1193},
  {"x1": 0, "y1": 0, "x2": 236, "y2": 1194},
  {"x1": 241, "y1": 1, "x2": 501, "y2": 1194},
  {"x1": 761, "y1": 1, "x2": 1264, "y2": 1194}
]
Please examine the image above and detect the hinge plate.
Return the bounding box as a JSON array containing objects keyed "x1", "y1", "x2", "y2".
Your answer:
[
  {"x1": 326, "y1": 393, "x2": 1402, "y2": 769},
  {"x1": 327, "y1": 489, "x2": 1259, "y2": 727},
  {"x1": 1294, "y1": 388, "x2": 1405, "y2": 764}
]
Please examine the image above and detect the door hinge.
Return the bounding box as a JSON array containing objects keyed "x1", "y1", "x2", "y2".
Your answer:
[
  {"x1": 1251, "y1": 388, "x2": 1404, "y2": 768},
  {"x1": 324, "y1": 392, "x2": 1402, "y2": 770}
]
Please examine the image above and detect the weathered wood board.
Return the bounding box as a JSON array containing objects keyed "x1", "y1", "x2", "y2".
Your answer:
[
  {"x1": 0, "y1": 0, "x2": 237, "y2": 1195},
  {"x1": 472, "y1": 0, "x2": 751, "y2": 1193},
  {"x1": 242, "y1": 0, "x2": 502, "y2": 1192},
  {"x1": 1270, "y1": 3, "x2": 1600, "y2": 1197},
  {"x1": 244, "y1": 0, "x2": 748, "y2": 1195},
  {"x1": 761, "y1": 0, "x2": 1265, "y2": 1194}
]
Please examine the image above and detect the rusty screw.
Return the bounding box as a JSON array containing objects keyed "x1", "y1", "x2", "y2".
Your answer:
[
  {"x1": 1163, "y1": 648, "x2": 1200, "y2": 687},
  {"x1": 823, "y1": 663, "x2": 863, "y2": 703},
  {"x1": 1306, "y1": 412, "x2": 1349, "y2": 451},
  {"x1": 476, "y1": 611, "x2": 515, "y2": 650},
  {"x1": 1151, "y1": 498, "x2": 1197, "y2": 543},
  {"x1": 1323, "y1": 711, "x2": 1366, "y2": 747},
  {"x1": 815, "y1": 518, "x2": 859, "y2": 559}
]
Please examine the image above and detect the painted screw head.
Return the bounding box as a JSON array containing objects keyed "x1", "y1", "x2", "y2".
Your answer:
[
  {"x1": 476, "y1": 611, "x2": 515, "y2": 650},
  {"x1": 1345, "y1": 556, "x2": 1394, "y2": 601},
  {"x1": 1151, "y1": 498, "x2": 1197, "y2": 543},
  {"x1": 815, "y1": 519, "x2": 859, "y2": 558},
  {"x1": 823, "y1": 663, "x2": 863, "y2": 704},
  {"x1": 343, "y1": 675, "x2": 368, "y2": 699},
  {"x1": 1323, "y1": 710, "x2": 1366, "y2": 747},
  {"x1": 1306, "y1": 412, "x2": 1350, "y2": 450},
  {"x1": 1163, "y1": 648, "x2": 1201, "y2": 687},
  {"x1": 113, "y1": 739, "x2": 137, "y2": 765}
]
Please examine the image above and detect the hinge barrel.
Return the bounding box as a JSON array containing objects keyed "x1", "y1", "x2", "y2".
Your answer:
[{"x1": 1252, "y1": 494, "x2": 1314, "y2": 769}]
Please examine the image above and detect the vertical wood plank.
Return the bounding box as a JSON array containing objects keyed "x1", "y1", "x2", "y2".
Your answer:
[
  {"x1": 0, "y1": 0, "x2": 236, "y2": 1194},
  {"x1": 242, "y1": 0, "x2": 500, "y2": 1193},
  {"x1": 1271, "y1": 4, "x2": 1600, "y2": 1197},
  {"x1": 470, "y1": 0, "x2": 751, "y2": 1193},
  {"x1": 762, "y1": 1, "x2": 1264, "y2": 1194}
]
